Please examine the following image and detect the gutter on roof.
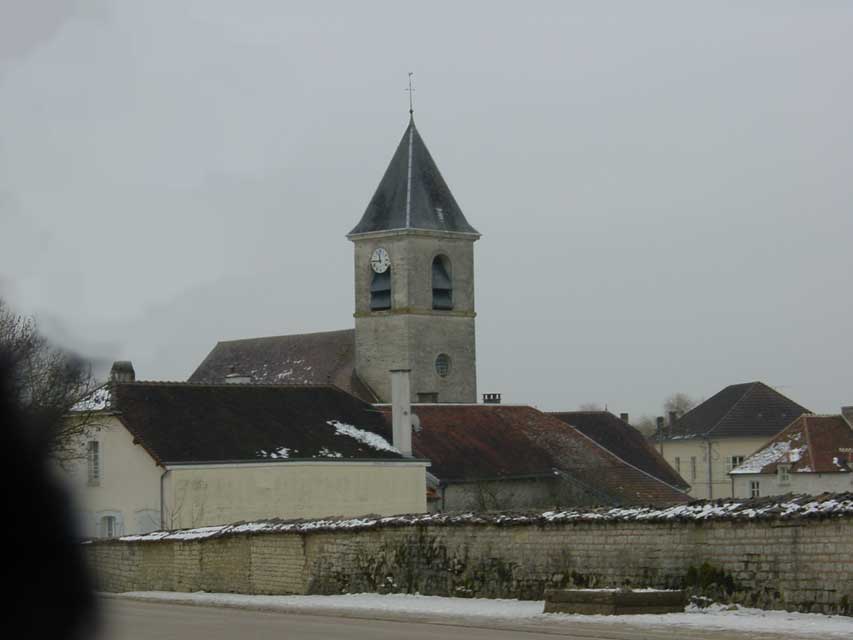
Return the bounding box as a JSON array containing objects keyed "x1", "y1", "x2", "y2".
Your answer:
[
  {"x1": 162, "y1": 458, "x2": 431, "y2": 469},
  {"x1": 439, "y1": 471, "x2": 559, "y2": 484}
]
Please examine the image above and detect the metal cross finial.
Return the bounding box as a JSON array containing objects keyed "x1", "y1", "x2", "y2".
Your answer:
[{"x1": 406, "y1": 72, "x2": 415, "y2": 116}]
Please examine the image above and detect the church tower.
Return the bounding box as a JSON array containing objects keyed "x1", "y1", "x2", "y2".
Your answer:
[{"x1": 348, "y1": 116, "x2": 480, "y2": 403}]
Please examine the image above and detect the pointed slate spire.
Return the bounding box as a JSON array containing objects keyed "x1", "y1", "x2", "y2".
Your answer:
[{"x1": 349, "y1": 118, "x2": 479, "y2": 236}]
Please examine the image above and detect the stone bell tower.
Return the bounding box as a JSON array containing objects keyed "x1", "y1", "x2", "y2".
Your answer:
[{"x1": 348, "y1": 116, "x2": 480, "y2": 403}]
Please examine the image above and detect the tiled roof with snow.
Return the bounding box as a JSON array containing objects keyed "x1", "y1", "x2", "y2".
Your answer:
[
  {"x1": 188, "y1": 329, "x2": 378, "y2": 403},
  {"x1": 108, "y1": 382, "x2": 411, "y2": 464},
  {"x1": 113, "y1": 493, "x2": 853, "y2": 543},
  {"x1": 731, "y1": 414, "x2": 853, "y2": 475}
]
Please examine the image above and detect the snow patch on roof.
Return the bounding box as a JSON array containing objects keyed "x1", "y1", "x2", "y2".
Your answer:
[
  {"x1": 71, "y1": 386, "x2": 111, "y2": 412},
  {"x1": 731, "y1": 440, "x2": 805, "y2": 474},
  {"x1": 329, "y1": 420, "x2": 399, "y2": 453},
  {"x1": 256, "y1": 447, "x2": 291, "y2": 459}
]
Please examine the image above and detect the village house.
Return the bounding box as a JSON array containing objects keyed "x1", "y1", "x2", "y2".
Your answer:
[
  {"x1": 730, "y1": 412, "x2": 853, "y2": 498},
  {"x1": 375, "y1": 403, "x2": 690, "y2": 512},
  {"x1": 67, "y1": 363, "x2": 427, "y2": 538},
  {"x1": 654, "y1": 381, "x2": 810, "y2": 499}
]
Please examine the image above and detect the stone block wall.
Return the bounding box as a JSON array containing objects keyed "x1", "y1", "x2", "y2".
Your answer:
[{"x1": 86, "y1": 516, "x2": 853, "y2": 614}]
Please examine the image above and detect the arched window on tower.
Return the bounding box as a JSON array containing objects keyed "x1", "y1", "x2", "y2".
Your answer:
[
  {"x1": 432, "y1": 255, "x2": 453, "y2": 310},
  {"x1": 370, "y1": 267, "x2": 391, "y2": 310}
]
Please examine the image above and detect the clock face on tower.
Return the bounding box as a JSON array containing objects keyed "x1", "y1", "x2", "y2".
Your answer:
[{"x1": 370, "y1": 247, "x2": 390, "y2": 273}]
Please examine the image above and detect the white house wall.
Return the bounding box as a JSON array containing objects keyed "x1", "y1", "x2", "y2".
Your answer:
[
  {"x1": 162, "y1": 461, "x2": 428, "y2": 530},
  {"x1": 659, "y1": 437, "x2": 768, "y2": 499},
  {"x1": 64, "y1": 415, "x2": 163, "y2": 538},
  {"x1": 732, "y1": 472, "x2": 853, "y2": 499}
]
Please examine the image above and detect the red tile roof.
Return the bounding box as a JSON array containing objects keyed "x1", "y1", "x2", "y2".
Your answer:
[
  {"x1": 732, "y1": 414, "x2": 853, "y2": 475},
  {"x1": 550, "y1": 411, "x2": 689, "y2": 490},
  {"x1": 379, "y1": 404, "x2": 689, "y2": 506}
]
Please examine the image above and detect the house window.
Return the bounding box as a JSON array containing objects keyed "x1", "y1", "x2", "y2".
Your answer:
[
  {"x1": 690, "y1": 456, "x2": 697, "y2": 482},
  {"x1": 432, "y1": 255, "x2": 453, "y2": 310},
  {"x1": 87, "y1": 441, "x2": 100, "y2": 485},
  {"x1": 750, "y1": 481, "x2": 760, "y2": 498},
  {"x1": 674, "y1": 457, "x2": 681, "y2": 474},
  {"x1": 100, "y1": 515, "x2": 117, "y2": 538},
  {"x1": 778, "y1": 464, "x2": 790, "y2": 483},
  {"x1": 370, "y1": 268, "x2": 391, "y2": 310},
  {"x1": 725, "y1": 455, "x2": 745, "y2": 473}
]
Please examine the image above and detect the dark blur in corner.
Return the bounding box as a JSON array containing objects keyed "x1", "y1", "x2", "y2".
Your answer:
[{"x1": 1, "y1": 353, "x2": 99, "y2": 639}]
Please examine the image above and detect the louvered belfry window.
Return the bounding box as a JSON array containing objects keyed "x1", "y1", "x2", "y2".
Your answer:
[
  {"x1": 370, "y1": 268, "x2": 391, "y2": 310},
  {"x1": 432, "y1": 256, "x2": 453, "y2": 310}
]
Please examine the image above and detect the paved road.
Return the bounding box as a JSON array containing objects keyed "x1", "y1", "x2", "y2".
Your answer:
[{"x1": 100, "y1": 599, "x2": 788, "y2": 640}]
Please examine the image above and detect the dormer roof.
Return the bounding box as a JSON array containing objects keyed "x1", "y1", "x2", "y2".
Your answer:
[{"x1": 349, "y1": 117, "x2": 479, "y2": 237}]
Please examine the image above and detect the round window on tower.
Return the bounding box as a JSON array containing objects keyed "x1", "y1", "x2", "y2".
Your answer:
[{"x1": 435, "y1": 353, "x2": 451, "y2": 378}]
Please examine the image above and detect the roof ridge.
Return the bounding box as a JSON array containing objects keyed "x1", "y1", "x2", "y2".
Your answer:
[
  {"x1": 405, "y1": 118, "x2": 414, "y2": 228},
  {"x1": 801, "y1": 414, "x2": 816, "y2": 470},
  {"x1": 752, "y1": 381, "x2": 812, "y2": 415},
  {"x1": 120, "y1": 380, "x2": 341, "y2": 389},
  {"x1": 701, "y1": 382, "x2": 757, "y2": 437},
  {"x1": 561, "y1": 421, "x2": 690, "y2": 496},
  {"x1": 218, "y1": 328, "x2": 353, "y2": 344},
  {"x1": 548, "y1": 410, "x2": 612, "y2": 417}
]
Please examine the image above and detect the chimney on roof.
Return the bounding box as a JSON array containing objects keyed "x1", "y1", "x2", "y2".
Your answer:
[
  {"x1": 620, "y1": 412, "x2": 629, "y2": 423},
  {"x1": 483, "y1": 393, "x2": 501, "y2": 404},
  {"x1": 110, "y1": 361, "x2": 135, "y2": 383},
  {"x1": 668, "y1": 411, "x2": 678, "y2": 427},
  {"x1": 842, "y1": 406, "x2": 853, "y2": 426},
  {"x1": 390, "y1": 369, "x2": 413, "y2": 456}
]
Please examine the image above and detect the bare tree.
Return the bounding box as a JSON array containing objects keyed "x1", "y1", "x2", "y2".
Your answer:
[
  {"x1": 632, "y1": 415, "x2": 658, "y2": 437},
  {"x1": 663, "y1": 392, "x2": 696, "y2": 419},
  {"x1": 0, "y1": 299, "x2": 102, "y2": 463},
  {"x1": 578, "y1": 402, "x2": 603, "y2": 411}
]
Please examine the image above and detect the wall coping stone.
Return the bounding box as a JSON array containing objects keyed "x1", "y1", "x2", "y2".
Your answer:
[{"x1": 91, "y1": 492, "x2": 853, "y2": 545}]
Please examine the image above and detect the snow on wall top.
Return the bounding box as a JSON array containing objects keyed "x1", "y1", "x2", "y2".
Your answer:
[{"x1": 114, "y1": 493, "x2": 853, "y2": 543}]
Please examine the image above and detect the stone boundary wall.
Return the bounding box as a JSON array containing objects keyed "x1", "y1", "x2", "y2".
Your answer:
[{"x1": 86, "y1": 515, "x2": 853, "y2": 614}]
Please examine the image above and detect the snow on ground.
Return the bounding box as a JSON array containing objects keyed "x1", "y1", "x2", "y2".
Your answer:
[{"x1": 118, "y1": 592, "x2": 853, "y2": 638}]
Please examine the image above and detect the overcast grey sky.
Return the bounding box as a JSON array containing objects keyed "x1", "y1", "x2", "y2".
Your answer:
[{"x1": 1, "y1": 1, "x2": 851, "y2": 417}]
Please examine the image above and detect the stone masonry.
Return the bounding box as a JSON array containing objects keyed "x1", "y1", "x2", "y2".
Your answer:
[{"x1": 86, "y1": 510, "x2": 853, "y2": 615}]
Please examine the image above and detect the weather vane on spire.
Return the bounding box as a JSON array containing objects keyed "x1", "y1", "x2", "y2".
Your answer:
[{"x1": 406, "y1": 72, "x2": 415, "y2": 116}]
